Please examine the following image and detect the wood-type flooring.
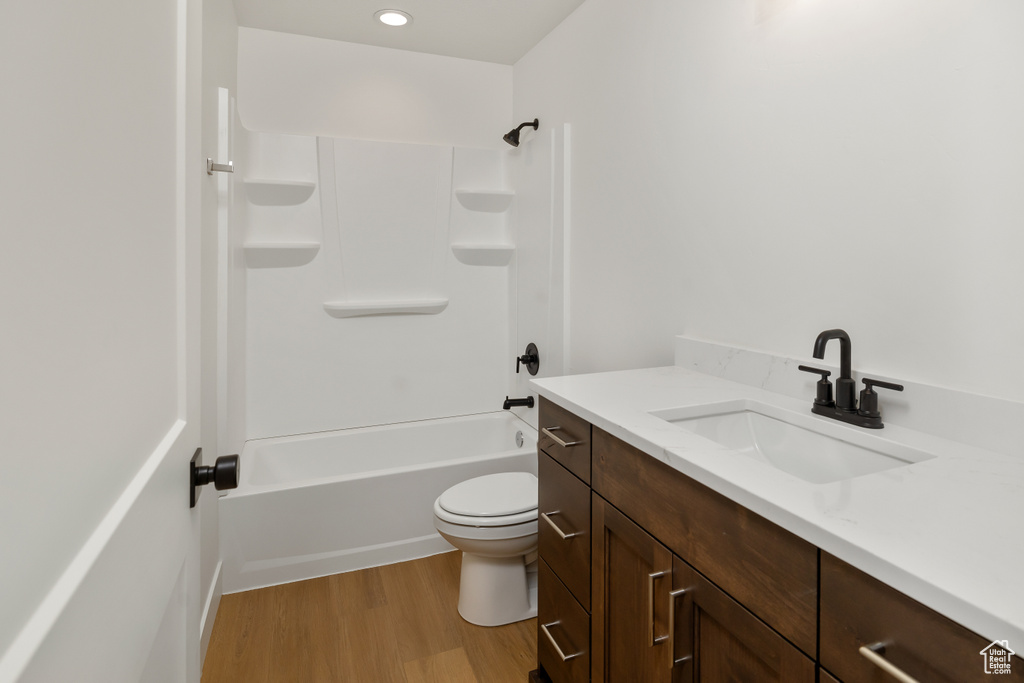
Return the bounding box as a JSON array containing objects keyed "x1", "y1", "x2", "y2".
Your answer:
[{"x1": 202, "y1": 551, "x2": 537, "y2": 683}]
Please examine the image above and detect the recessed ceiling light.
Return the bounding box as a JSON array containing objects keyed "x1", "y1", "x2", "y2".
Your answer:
[{"x1": 375, "y1": 9, "x2": 412, "y2": 27}]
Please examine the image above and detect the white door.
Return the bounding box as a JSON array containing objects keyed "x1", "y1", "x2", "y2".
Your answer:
[{"x1": 0, "y1": 0, "x2": 204, "y2": 680}]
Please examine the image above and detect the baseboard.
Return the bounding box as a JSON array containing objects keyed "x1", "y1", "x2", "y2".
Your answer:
[
  {"x1": 223, "y1": 533, "x2": 455, "y2": 595},
  {"x1": 199, "y1": 560, "x2": 223, "y2": 667}
]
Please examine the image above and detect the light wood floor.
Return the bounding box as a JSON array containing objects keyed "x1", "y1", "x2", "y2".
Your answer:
[{"x1": 202, "y1": 551, "x2": 537, "y2": 683}]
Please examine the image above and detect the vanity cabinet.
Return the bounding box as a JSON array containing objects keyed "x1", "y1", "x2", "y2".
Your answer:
[
  {"x1": 591, "y1": 427, "x2": 818, "y2": 658},
  {"x1": 537, "y1": 398, "x2": 593, "y2": 683},
  {"x1": 590, "y1": 434, "x2": 815, "y2": 683},
  {"x1": 534, "y1": 399, "x2": 1022, "y2": 683},
  {"x1": 820, "y1": 552, "x2": 1024, "y2": 683}
]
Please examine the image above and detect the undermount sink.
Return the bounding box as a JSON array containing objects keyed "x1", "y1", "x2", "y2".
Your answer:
[{"x1": 650, "y1": 400, "x2": 935, "y2": 484}]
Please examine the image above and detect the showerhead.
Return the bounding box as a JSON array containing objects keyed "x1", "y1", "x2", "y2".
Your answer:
[{"x1": 503, "y1": 118, "x2": 539, "y2": 147}]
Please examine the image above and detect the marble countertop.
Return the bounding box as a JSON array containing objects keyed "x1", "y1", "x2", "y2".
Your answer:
[{"x1": 530, "y1": 365, "x2": 1024, "y2": 647}]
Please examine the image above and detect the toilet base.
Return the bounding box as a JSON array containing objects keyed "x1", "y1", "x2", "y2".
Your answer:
[{"x1": 457, "y1": 553, "x2": 538, "y2": 627}]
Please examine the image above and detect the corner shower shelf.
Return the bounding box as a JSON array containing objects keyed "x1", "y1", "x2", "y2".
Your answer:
[
  {"x1": 323, "y1": 298, "x2": 449, "y2": 318},
  {"x1": 244, "y1": 178, "x2": 316, "y2": 206},
  {"x1": 244, "y1": 242, "x2": 320, "y2": 268},
  {"x1": 454, "y1": 189, "x2": 515, "y2": 213},
  {"x1": 451, "y1": 243, "x2": 515, "y2": 267}
]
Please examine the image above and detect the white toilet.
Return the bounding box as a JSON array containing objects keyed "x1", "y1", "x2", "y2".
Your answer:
[{"x1": 433, "y1": 471, "x2": 539, "y2": 627}]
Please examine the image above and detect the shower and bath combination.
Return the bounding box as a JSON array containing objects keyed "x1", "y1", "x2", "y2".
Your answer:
[{"x1": 503, "y1": 119, "x2": 539, "y2": 147}]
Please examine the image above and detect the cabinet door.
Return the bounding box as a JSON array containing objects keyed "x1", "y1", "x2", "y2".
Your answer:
[
  {"x1": 821, "y1": 552, "x2": 1024, "y2": 683},
  {"x1": 539, "y1": 452, "x2": 591, "y2": 610},
  {"x1": 538, "y1": 560, "x2": 590, "y2": 683},
  {"x1": 539, "y1": 397, "x2": 592, "y2": 484},
  {"x1": 592, "y1": 495, "x2": 674, "y2": 683},
  {"x1": 671, "y1": 557, "x2": 816, "y2": 683}
]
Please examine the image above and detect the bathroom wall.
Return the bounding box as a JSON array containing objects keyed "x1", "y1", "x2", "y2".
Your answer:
[
  {"x1": 514, "y1": 0, "x2": 1024, "y2": 404},
  {"x1": 236, "y1": 29, "x2": 531, "y2": 439},
  {"x1": 238, "y1": 28, "x2": 511, "y2": 148}
]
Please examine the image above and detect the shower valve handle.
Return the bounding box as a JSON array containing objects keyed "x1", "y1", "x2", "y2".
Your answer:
[{"x1": 516, "y1": 342, "x2": 540, "y2": 376}]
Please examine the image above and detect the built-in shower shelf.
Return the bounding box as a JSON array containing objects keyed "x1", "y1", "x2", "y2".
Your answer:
[
  {"x1": 454, "y1": 189, "x2": 514, "y2": 213},
  {"x1": 451, "y1": 243, "x2": 515, "y2": 267},
  {"x1": 245, "y1": 178, "x2": 316, "y2": 206},
  {"x1": 322, "y1": 298, "x2": 450, "y2": 318},
  {"x1": 244, "y1": 242, "x2": 320, "y2": 268}
]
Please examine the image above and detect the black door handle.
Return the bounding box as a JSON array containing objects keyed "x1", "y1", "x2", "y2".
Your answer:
[{"x1": 190, "y1": 449, "x2": 240, "y2": 508}]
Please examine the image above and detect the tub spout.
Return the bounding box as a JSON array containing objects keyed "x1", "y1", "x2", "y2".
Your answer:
[{"x1": 503, "y1": 396, "x2": 535, "y2": 410}]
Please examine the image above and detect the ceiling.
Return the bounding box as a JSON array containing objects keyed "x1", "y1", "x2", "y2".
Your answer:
[{"x1": 232, "y1": 0, "x2": 587, "y2": 65}]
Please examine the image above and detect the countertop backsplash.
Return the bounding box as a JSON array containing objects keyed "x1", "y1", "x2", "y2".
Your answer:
[{"x1": 674, "y1": 336, "x2": 1023, "y2": 460}]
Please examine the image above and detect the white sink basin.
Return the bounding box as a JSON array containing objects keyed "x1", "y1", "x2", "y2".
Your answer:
[{"x1": 650, "y1": 400, "x2": 935, "y2": 484}]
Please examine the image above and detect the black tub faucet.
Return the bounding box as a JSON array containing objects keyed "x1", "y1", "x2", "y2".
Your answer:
[
  {"x1": 812, "y1": 329, "x2": 855, "y2": 412},
  {"x1": 503, "y1": 396, "x2": 535, "y2": 410}
]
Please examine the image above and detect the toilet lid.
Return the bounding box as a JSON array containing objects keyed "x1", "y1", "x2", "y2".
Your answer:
[{"x1": 438, "y1": 472, "x2": 537, "y2": 517}]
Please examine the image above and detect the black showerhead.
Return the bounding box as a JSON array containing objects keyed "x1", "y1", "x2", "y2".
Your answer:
[{"x1": 503, "y1": 118, "x2": 539, "y2": 147}]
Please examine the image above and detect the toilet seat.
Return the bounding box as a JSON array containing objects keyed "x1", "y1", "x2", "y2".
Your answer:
[
  {"x1": 433, "y1": 500, "x2": 537, "y2": 528},
  {"x1": 437, "y1": 472, "x2": 537, "y2": 518},
  {"x1": 434, "y1": 472, "x2": 537, "y2": 528}
]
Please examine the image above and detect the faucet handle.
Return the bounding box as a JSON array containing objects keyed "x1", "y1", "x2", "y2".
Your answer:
[
  {"x1": 798, "y1": 365, "x2": 835, "y2": 407},
  {"x1": 862, "y1": 378, "x2": 904, "y2": 393},
  {"x1": 798, "y1": 364, "x2": 831, "y2": 379},
  {"x1": 858, "y1": 377, "x2": 904, "y2": 418}
]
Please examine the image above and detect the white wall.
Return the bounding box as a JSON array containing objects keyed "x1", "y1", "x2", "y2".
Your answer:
[
  {"x1": 515, "y1": 0, "x2": 1024, "y2": 402},
  {"x1": 238, "y1": 28, "x2": 512, "y2": 148}
]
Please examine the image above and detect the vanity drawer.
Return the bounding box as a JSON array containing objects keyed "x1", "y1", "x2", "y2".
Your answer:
[
  {"x1": 538, "y1": 397, "x2": 591, "y2": 485},
  {"x1": 538, "y1": 559, "x2": 590, "y2": 683},
  {"x1": 820, "y1": 552, "x2": 1024, "y2": 683},
  {"x1": 539, "y1": 452, "x2": 591, "y2": 611},
  {"x1": 591, "y1": 426, "x2": 818, "y2": 657}
]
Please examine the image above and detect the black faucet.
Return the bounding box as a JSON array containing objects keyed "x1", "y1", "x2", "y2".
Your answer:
[
  {"x1": 812, "y1": 329, "x2": 855, "y2": 412},
  {"x1": 799, "y1": 329, "x2": 904, "y2": 429},
  {"x1": 503, "y1": 396, "x2": 535, "y2": 410}
]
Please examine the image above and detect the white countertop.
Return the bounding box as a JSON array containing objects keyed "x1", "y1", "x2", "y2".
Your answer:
[{"x1": 531, "y1": 366, "x2": 1024, "y2": 647}]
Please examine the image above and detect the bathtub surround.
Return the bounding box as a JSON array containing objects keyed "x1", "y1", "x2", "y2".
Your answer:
[
  {"x1": 243, "y1": 131, "x2": 514, "y2": 438},
  {"x1": 237, "y1": 29, "x2": 569, "y2": 441},
  {"x1": 318, "y1": 137, "x2": 454, "y2": 316}
]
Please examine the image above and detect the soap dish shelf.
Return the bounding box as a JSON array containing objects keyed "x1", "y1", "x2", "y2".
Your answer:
[
  {"x1": 323, "y1": 298, "x2": 449, "y2": 318},
  {"x1": 245, "y1": 179, "x2": 316, "y2": 206},
  {"x1": 451, "y1": 243, "x2": 515, "y2": 266},
  {"x1": 244, "y1": 242, "x2": 320, "y2": 268},
  {"x1": 454, "y1": 189, "x2": 514, "y2": 213}
]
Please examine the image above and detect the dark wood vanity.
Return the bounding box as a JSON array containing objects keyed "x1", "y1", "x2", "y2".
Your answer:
[{"x1": 532, "y1": 397, "x2": 1024, "y2": 683}]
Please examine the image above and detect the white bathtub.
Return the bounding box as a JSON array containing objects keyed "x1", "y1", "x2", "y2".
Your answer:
[{"x1": 219, "y1": 412, "x2": 538, "y2": 593}]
